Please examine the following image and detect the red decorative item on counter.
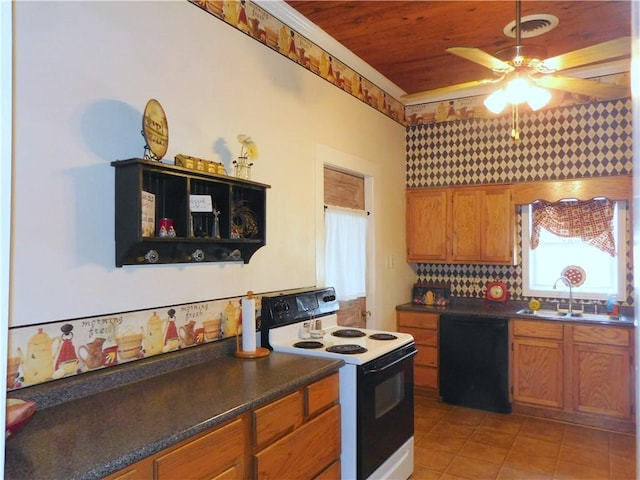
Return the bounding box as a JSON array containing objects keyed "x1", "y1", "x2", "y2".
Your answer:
[{"x1": 486, "y1": 282, "x2": 509, "y2": 302}]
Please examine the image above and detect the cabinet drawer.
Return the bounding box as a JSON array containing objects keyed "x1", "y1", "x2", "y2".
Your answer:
[
  {"x1": 397, "y1": 312, "x2": 438, "y2": 329},
  {"x1": 573, "y1": 325, "x2": 631, "y2": 346},
  {"x1": 415, "y1": 365, "x2": 438, "y2": 390},
  {"x1": 513, "y1": 320, "x2": 563, "y2": 340},
  {"x1": 255, "y1": 404, "x2": 341, "y2": 480},
  {"x1": 416, "y1": 345, "x2": 438, "y2": 367},
  {"x1": 254, "y1": 390, "x2": 303, "y2": 447},
  {"x1": 306, "y1": 373, "x2": 339, "y2": 418},
  {"x1": 154, "y1": 417, "x2": 244, "y2": 479},
  {"x1": 401, "y1": 327, "x2": 437, "y2": 346}
]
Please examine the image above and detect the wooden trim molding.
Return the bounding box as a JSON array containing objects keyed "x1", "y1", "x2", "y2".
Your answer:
[{"x1": 511, "y1": 175, "x2": 632, "y2": 205}]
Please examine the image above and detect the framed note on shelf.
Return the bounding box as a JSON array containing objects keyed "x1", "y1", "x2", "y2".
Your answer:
[{"x1": 141, "y1": 191, "x2": 155, "y2": 237}]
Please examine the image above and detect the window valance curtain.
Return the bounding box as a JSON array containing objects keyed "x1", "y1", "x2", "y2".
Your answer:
[
  {"x1": 325, "y1": 206, "x2": 367, "y2": 301},
  {"x1": 530, "y1": 199, "x2": 616, "y2": 256}
]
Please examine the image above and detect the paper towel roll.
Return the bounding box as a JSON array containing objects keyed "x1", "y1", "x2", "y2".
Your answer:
[{"x1": 241, "y1": 296, "x2": 256, "y2": 352}]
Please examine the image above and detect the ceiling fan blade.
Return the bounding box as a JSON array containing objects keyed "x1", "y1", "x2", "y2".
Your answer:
[
  {"x1": 447, "y1": 47, "x2": 514, "y2": 73},
  {"x1": 540, "y1": 37, "x2": 631, "y2": 73},
  {"x1": 401, "y1": 79, "x2": 502, "y2": 104},
  {"x1": 536, "y1": 75, "x2": 629, "y2": 99}
]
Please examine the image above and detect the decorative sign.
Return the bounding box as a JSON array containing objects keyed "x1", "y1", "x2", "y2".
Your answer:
[
  {"x1": 142, "y1": 99, "x2": 169, "y2": 160},
  {"x1": 141, "y1": 191, "x2": 155, "y2": 237},
  {"x1": 190, "y1": 195, "x2": 213, "y2": 213}
]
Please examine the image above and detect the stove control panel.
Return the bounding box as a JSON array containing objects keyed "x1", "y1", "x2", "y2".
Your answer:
[{"x1": 261, "y1": 287, "x2": 339, "y2": 328}]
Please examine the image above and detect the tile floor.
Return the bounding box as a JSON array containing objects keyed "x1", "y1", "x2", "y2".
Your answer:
[{"x1": 412, "y1": 396, "x2": 637, "y2": 480}]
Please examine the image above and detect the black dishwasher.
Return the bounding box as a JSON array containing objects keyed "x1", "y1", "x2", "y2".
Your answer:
[{"x1": 439, "y1": 314, "x2": 511, "y2": 413}]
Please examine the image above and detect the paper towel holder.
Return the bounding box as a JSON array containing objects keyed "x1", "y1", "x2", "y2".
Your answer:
[{"x1": 235, "y1": 291, "x2": 270, "y2": 359}]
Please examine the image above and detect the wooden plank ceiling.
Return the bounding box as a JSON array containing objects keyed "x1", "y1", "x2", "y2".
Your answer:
[{"x1": 285, "y1": 1, "x2": 631, "y2": 97}]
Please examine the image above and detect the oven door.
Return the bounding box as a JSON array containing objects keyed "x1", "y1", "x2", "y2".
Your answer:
[{"x1": 357, "y1": 342, "x2": 417, "y2": 479}]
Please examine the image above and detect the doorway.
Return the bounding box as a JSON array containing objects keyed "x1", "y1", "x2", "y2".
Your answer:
[{"x1": 324, "y1": 166, "x2": 369, "y2": 328}]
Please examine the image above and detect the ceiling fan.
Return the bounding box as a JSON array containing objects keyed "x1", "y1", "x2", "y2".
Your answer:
[{"x1": 401, "y1": 0, "x2": 631, "y2": 112}]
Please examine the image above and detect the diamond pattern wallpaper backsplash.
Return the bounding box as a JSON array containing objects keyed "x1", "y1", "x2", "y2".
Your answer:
[{"x1": 406, "y1": 99, "x2": 634, "y2": 306}]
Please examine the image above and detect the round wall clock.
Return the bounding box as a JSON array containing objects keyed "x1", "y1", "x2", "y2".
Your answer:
[
  {"x1": 486, "y1": 281, "x2": 509, "y2": 302},
  {"x1": 142, "y1": 98, "x2": 169, "y2": 160}
]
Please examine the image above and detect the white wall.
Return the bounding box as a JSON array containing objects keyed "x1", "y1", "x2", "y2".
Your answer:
[{"x1": 11, "y1": 1, "x2": 413, "y2": 327}]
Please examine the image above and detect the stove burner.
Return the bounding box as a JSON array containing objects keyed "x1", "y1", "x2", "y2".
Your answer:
[
  {"x1": 369, "y1": 333, "x2": 398, "y2": 341},
  {"x1": 331, "y1": 329, "x2": 366, "y2": 338},
  {"x1": 293, "y1": 341, "x2": 324, "y2": 349},
  {"x1": 326, "y1": 344, "x2": 368, "y2": 355}
]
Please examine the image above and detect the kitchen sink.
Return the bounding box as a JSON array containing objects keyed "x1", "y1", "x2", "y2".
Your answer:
[{"x1": 515, "y1": 308, "x2": 630, "y2": 324}]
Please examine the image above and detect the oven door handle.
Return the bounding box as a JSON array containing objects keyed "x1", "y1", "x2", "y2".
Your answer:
[{"x1": 362, "y1": 348, "x2": 417, "y2": 374}]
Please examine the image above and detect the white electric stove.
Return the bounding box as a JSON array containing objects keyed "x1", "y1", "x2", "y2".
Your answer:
[{"x1": 261, "y1": 287, "x2": 416, "y2": 480}]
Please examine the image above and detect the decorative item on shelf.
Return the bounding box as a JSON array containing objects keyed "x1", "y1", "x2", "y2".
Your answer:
[
  {"x1": 233, "y1": 134, "x2": 258, "y2": 180},
  {"x1": 141, "y1": 191, "x2": 155, "y2": 237},
  {"x1": 141, "y1": 99, "x2": 168, "y2": 161},
  {"x1": 235, "y1": 291, "x2": 270, "y2": 359},
  {"x1": 175, "y1": 154, "x2": 226, "y2": 175},
  {"x1": 212, "y1": 208, "x2": 221, "y2": 239},
  {"x1": 189, "y1": 194, "x2": 214, "y2": 238},
  {"x1": 486, "y1": 281, "x2": 509, "y2": 302},
  {"x1": 158, "y1": 218, "x2": 174, "y2": 238},
  {"x1": 412, "y1": 283, "x2": 451, "y2": 306},
  {"x1": 231, "y1": 200, "x2": 259, "y2": 239}
]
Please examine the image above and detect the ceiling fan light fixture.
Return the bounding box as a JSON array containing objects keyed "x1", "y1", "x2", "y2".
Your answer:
[
  {"x1": 505, "y1": 76, "x2": 531, "y2": 104},
  {"x1": 527, "y1": 85, "x2": 552, "y2": 111},
  {"x1": 484, "y1": 88, "x2": 508, "y2": 114}
]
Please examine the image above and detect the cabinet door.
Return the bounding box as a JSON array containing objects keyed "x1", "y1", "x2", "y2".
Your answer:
[
  {"x1": 406, "y1": 189, "x2": 448, "y2": 262},
  {"x1": 512, "y1": 337, "x2": 564, "y2": 408},
  {"x1": 573, "y1": 343, "x2": 632, "y2": 419},
  {"x1": 451, "y1": 188, "x2": 482, "y2": 261},
  {"x1": 481, "y1": 186, "x2": 514, "y2": 263},
  {"x1": 451, "y1": 185, "x2": 514, "y2": 264}
]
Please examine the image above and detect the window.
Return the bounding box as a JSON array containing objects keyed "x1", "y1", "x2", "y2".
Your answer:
[{"x1": 522, "y1": 200, "x2": 626, "y2": 301}]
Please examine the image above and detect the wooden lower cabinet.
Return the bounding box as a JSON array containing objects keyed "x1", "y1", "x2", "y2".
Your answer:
[
  {"x1": 572, "y1": 325, "x2": 633, "y2": 420},
  {"x1": 254, "y1": 404, "x2": 341, "y2": 479},
  {"x1": 103, "y1": 373, "x2": 340, "y2": 480},
  {"x1": 397, "y1": 310, "x2": 438, "y2": 395},
  {"x1": 253, "y1": 372, "x2": 340, "y2": 480},
  {"x1": 512, "y1": 320, "x2": 564, "y2": 409},
  {"x1": 511, "y1": 319, "x2": 635, "y2": 432}
]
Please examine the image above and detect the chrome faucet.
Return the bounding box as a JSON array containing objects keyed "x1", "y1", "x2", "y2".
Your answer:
[{"x1": 553, "y1": 276, "x2": 573, "y2": 314}]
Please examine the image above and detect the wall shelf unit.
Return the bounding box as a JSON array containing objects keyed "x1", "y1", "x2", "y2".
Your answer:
[{"x1": 111, "y1": 158, "x2": 270, "y2": 266}]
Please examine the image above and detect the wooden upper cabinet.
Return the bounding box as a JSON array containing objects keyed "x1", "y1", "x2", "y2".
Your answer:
[
  {"x1": 406, "y1": 188, "x2": 448, "y2": 262},
  {"x1": 407, "y1": 184, "x2": 515, "y2": 265},
  {"x1": 480, "y1": 186, "x2": 515, "y2": 263},
  {"x1": 451, "y1": 188, "x2": 482, "y2": 261}
]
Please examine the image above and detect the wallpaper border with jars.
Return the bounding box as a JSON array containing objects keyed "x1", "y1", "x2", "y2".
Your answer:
[
  {"x1": 190, "y1": 1, "x2": 630, "y2": 127},
  {"x1": 7, "y1": 293, "x2": 262, "y2": 392}
]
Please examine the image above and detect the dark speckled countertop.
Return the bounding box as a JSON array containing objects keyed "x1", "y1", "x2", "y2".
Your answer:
[
  {"x1": 4, "y1": 338, "x2": 343, "y2": 480},
  {"x1": 396, "y1": 297, "x2": 634, "y2": 325}
]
